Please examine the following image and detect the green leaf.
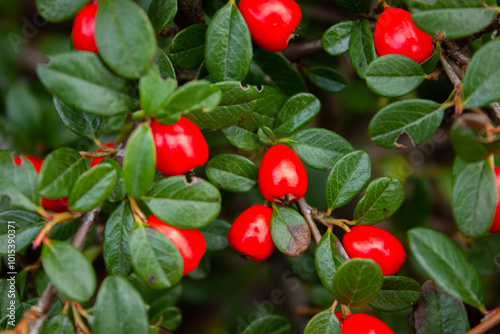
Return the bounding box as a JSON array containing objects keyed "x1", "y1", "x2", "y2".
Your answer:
[
  {"x1": 275, "y1": 93, "x2": 321, "y2": 134},
  {"x1": 414, "y1": 280, "x2": 470, "y2": 334},
  {"x1": 348, "y1": 21, "x2": 376, "y2": 79},
  {"x1": 271, "y1": 206, "x2": 311, "y2": 257},
  {"x1": 408, "y1": 227, "x2": 484, "y2": 308},
  {"x1": 258, "y1": 126, "x2": 276, "y2": 145},
  {"x1": 453, "y1": 161, "x2": 496, "y2": 238},
  {"x1": 467, "y1": 233, "x2": 500, "y2": 276},
  {"x1": 241, "y1": 315, "x2": 292, "y2": 334},
  {"x1": 290, "y1": 129, "x2": 353, "y2": 170},
  {"x1": 366, "y1": 55, "x2": 425, "y2": 97},
  {"x1": 96, "y1": 0, "x2": 156, "y2": 78},
  {"x1": 93, "y1": 276, "x2": 149, "y2": 334},
  {"x1": 252, "y1": 50, "x2": 307, "y2": 96},
  {"x1": 322, "y1": 21, "x2": 357, "y2": 56},
  {"x1": 304, "y1": 309, "x2": 341, "y2": 334},
  {"x1": 148, "y1": 0, "x2": 177, "y2": 34},
  {"x1": 123, "y1": 124, "x2": 156, "y2": 198},
  {"x1": 206, "y1": 154, "x2": 258, "y2": 192},
  {"x1": 6, "y1": 83, "x2": 41, "y2": 140},
  {"x1": 38, "y1": 148, "x2": 87, "y2": 198},
  {"x1": 222, "y1": 126, "x2": 261, "y2": 151},
  {"x1": 103, "y1": 202, "x2": 135, "y2": 276},
  {"x1": 41, "y1": 314, "x2": 75, "y2": 334},
  {"x1": 332, "y1": 0, "x2": 367, "y2": 13},
  {"x1": 155, "y1": 48, "x2": 176, "y2": 80},
  {"x1": 129, "y1": 224, "x2": 183, "y2": 288},
  {"x1": 41, "y1": 239, "x2": 96, "y2": 302},
  {"x1": 0, "y1": 151, "x2": 40, "y2": 211},
  {"x1": 0, "y1": 211, "x2": 44, "y2": 255},
  {"x1": 315, "y1": 230, "x2": 346, "y2": 293},
  {"x1": 54, "y1": 97, "x2": 103, "y2": 140},
  {"x1": 463, "y1": 38, "x2": 500, "y2": 108},
  {"x1": 143, "y1": 176, "x2": 221, "y2": 229},
  {"x1": 205, "y1": 1, "x2": 252, "y2": 81},
  {"x1": 36, "y1": 52, "x2": 139, "y2": 116},
  {"x1": 185, "y1": 81, "x2": 258, "y2": 130},
  {"x1": 170, "y1": 24, "x2": 207, "y2": 70},
  {"x1": 139, "y1": 67, "x2": 177, "y2": 116},
  {"x1": 69, "y1": 163, "x2": 118, "y2": 212},
  {"x1": 156, "y1": 306, "x2": 182, "y2": 330},
  {"x1": 101, "y1": 158, "x2": 127, "y2": 202},
  {"x1": 199, "y1": 219, "x2": 231, "y2": 251},
  {"x1": 326, "y1": 151, "x2": 371, "y2": 211},
  {"x1": 353, "y1": 177, "x2": 405, "y2": 225},
  {"x1": 420, "y1": 44, "x2": 441, "y2": 74},
  {"x1": 369, "y1": 276, "x2": 422, "y2": 312},
  {"x1": 35, "y1": 0, "x2": 88, "y2": 22},
  {"x1": 368, "y1": 99, "x2": 444, "y2": 149},
  {"x1": 307, "y1": 67, "x2": 347, "y2": 93},
  {"x1": 332, "y1": 258, "x2": 383, "y2": 307}
]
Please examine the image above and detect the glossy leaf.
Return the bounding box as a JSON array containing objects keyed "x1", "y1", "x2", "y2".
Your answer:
[
  {"x1": 348, "y1": 21, "x2": 375, "y2": 79},
  {"x1": 54, "y1": 97, "x2": 103, "y2": 140},
  {"x1": 468, "y1": 234, "x2": 500, "y2": 276},
  {"x1": 408, "y1": 228, "x2": 484, "y2": 308},
  {"x1": 143, "y1": 176, "x2": 221, "y2": 229},
  {"x1": 36, "y1": 0, "x2": 88, "y2": 22},
  {"x1": 258, "y1": 126, "x2": 276, "y2": 145},
  {"x1": 205, "y1": 1, "x2": 252, "y2": 81},
  {"x1": 101, "y1": 158, "x2": 127, "y2": 202},
  {"x1": 96, "y1": 0, "x2": 156, "y2": 78},
  {"x1": 307, "y1": 67, "x2": 346, "y2": 93},
  {"x1": 139, "y1": 67, "x2": 177, "y2": 116},
  {"x1": 199, "y1": 219, "x2": 231, "y2": 251},
  {"x1": 93, "y1": 276, "x2": 149, "y2": 334},
  {"x1": 148, "y1": 0, "x2": 177, "y2": 34},
  {"x1": 41, "y1": 314, "x2": 75, "y2": 334},
  {"x1": 69, "y1": 163, "x2": 118, "y2": 212},
  {"x1": 41, "y1": 240, "x2": 96, "y2": 302},
  {"x1": 38, "y1": 148, "x2": 87, "y2": 198},
  {"x1": 155, "y1": 48, "x2": 176, "y2": 80},
  {"x1": 129, "y1": 224, "x2": 183, "y2": 288},
  {"x1": 353, "y1": 177, "x2": 405, "y2": 225},
  {"x1": 241, "y1": 315, "x2": 292, "y2": 334},
  {"x1": 0, "y1": 211, "x2": 44, "y2": 255},
  {"x1": 37, "y1": 52, "x2": 139, "y2": 116},
  {"x1": 275, "y1": 93, "x2": 321, "y2": 134},
  {"x1": 322, "y1": 21, "x2": 356, "y2": 56},
  {"x1": 326, "y1": 151, "x2": 371, "y2": 211},
  {"x1": 369, "y1": 99, "x2": 444, "y2": 149},
  {"x1": 332, "y1": 258, "x2": 383, "y2": 307},
  {"x1": 463, "y1": 38, "x2": 500, "y2": 108},
  {"x1": 222, "y1": 126, "x2": 261, "y2": 151},
  {"x1": 420, "y1": 44, "x2": 441, "y2": 74},
  {"x1": 271, "y1": 206, "x2": 311, "y2": 257},
  {"x1": 206, "y1": 154, "x2": 258, "y2": 192},
  {"x1": 452, "y1": 161, "x2": 496, "y2": 237},
  {"x1": 123, "y1": 124, "x2": 156, "y2": 198},
  {"x1": 304, "y1": 309, "x2": 341, "y2": 334},
  {"x1": 370, "y1": 276, "x2": 422, "y2": 312},
  {"x1": 290, "y1": 129, "x2": 354, "y2": 170},
  {"x1": 170, "y1": 24, "x2": 207, "y2": 69},
  {"x1": 315, "y1": 230, "x2": 346, "y2": 293}
]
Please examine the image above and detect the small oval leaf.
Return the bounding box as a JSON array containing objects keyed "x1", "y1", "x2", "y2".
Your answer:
[
  {"x1": 206, "y1": 154, "x2": 258, "y2": 192},
  {"x1": 271, "y1": 206, "x2": 311, "y2": 257}
]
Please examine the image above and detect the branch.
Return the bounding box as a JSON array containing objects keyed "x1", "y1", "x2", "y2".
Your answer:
[
  {"x1": 297, "y1": 198, "x2": 322, "y2": 244},
  {"x1": 281, "y1": 39, "x2": 325, "y2": 62},
  {"x1": 467, "y1": 307, "x2": 500, "y2": 334}
]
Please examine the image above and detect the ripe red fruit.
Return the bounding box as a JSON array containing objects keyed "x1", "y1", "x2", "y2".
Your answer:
[
  {"x1": 374, "y1": 7, "x2": 433, "y2": 64},
  {"x1": 228, "y1": 205, "x2": 274, "y2": 262},
  {"x1": 72, "y1": 1, "x2": 99, "y2": 53},
  {"x1": 147, "y1": 215, "x2": 206, "y2": 275},
  {"x1": 343, "y1": 225, "x2": 406, "y2": 276},
  {"x1": 14, "y1": 155, "x2": 68, "y2": 213},
  {"x1": 238, "y1": 0, "x2": 302, "y2": 52},
  {"x1": 258, "y1": 145, "x2": 307, "y2": 204},
  {"x1": 150, "y1": 117, "x2": 209, "y2": 177},
  {"x1": 341, "y1": 313, "x2": 394, "y2": 334},
  {"x1": 489, "y1": 166, "x2": 500, "y2": 233},
  {"x1": 335, "y1": 311, "x2": 343, "y2": 325},
  {"x1": 90, "y1": 142, "x2": 115, "y2": 168}
]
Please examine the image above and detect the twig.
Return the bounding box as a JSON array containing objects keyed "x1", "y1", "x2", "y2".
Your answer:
[
  {"x1": 297, "y1": 198, "x2": 322, "y2": 244},
  {"x1": 490, "y1": 102, "x2": 500, "y2": 121},
  {"x1": 281, "y1": 39, "x2": 325, "y2": 62},
  {"x1": 467, "y1": 307, "x2": 500, "y2": 334}
]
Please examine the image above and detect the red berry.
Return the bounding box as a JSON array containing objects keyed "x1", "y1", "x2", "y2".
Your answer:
[
  {"x1": 147, "y1": 215, "x2": 206, "y2": 275},
  {"x1": 343, "y1": 226, "x2": 406, "y2": 276},
  {"x1": 238, "y1": 0, "x2": 302, "y2": 52},
  {"x1": 374, "y1": 8, "x2": 433, "y2": 64},
  {"x1": 90, "y1": 142, "x2": 115, "y2": 168},
  {"x1": 72, "y1": 1, "x2": 99, "y2": 53},
  {"x1": 335, "y1": 311, "x2": 343, "y2": 325},
  {"x1": 228, "y1": 205, "x2": 274, "y2": 262},
  {"x1": 14, "y1": 155, "x2": 43, "y2": 173},
  {"x1": 489, "y1": 166, "x2": 500, "y2": 233},
  {"x1": 341, "y1": 313, "x2": 394, "y2": 334},
  {"x1": 150, "y1": 117, "x2": 209, "y2": 177},
  {"x1": 258, "y1": 145, "x2": 307, "y2": 204}
]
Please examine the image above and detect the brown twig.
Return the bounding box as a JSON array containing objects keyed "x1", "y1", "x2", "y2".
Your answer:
[
  {"x1": 297, "y1": 198, "x2": 322, "y2": 244},
  {"x1": 281, "y1": 39, "x2": 325, "y2": 62},
  {"x1": 467, "y1": 307, "x2": 500, "y2": 334}
]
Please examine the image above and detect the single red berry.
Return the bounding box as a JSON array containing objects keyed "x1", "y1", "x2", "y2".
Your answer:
[
  {"x1": 90, "y1": 142, "x2": 115, "y2": 168},
  {"x1": 228, "y1": 205, "x2": 274, "y2": 262},
  {"x1": 374, "y1": 7, "x2": 433, "y2": 63},
  {"x1": 343, "y1": 225, "x2": 406, "y2": 276},
  {"x1": 341, "y1": 313, "x2": 394, "y2": 334},
  {"x1": 150, "y1": 117, "x2": 209, "y2": 177},
  {"x1": 489, "y1": 166, "x2": 500, "y2": 233},
  {"x1": 258, "y1": 145, "x2": 307, "y2": 204},
  {"x1": 335, "y1": 311, "x2": 343, "y2": 325},
  {"x1": 72, "y1": 1, "x2": 99, "y2": 53},
  {"x1": 147, "y1": 215, "x2": 207, "y2": 275},
  {"x1": 238, "y1": 0, "x2": 302, "y2": 52}
]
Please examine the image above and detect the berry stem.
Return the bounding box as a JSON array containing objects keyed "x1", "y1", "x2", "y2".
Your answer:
[
  {"x1": 32, "y1": 212, "x2": 79, "y2": 249},
  {"x1": 71, "y1": 302, "x2": 91, "y2": 334}
]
